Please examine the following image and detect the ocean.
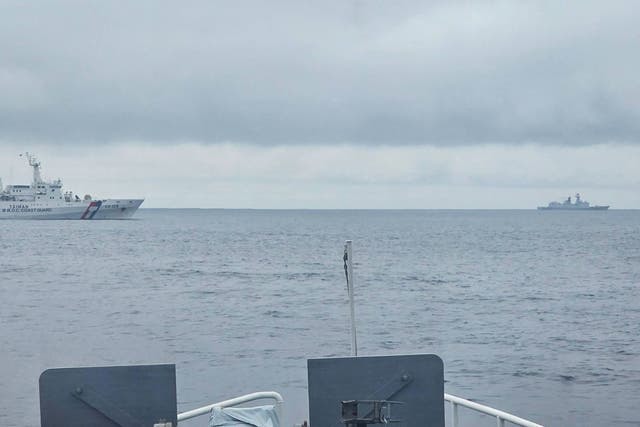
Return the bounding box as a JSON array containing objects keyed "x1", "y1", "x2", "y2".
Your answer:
[{"x1": 1, "y1": 209, "x2": 638, "y2": 426}]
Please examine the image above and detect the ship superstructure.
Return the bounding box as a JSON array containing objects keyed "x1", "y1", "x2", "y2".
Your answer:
[
  {"x1": 0, "y1": 153, "x2": 143, "y2": 219},
  {"x1": 537, "y1": 193, "x2": 609, "y2": 210}
]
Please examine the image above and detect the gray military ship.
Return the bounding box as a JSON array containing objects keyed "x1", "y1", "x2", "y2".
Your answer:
[{"x1": 537, "y1": 193, "x2": 609, "y2": 210}]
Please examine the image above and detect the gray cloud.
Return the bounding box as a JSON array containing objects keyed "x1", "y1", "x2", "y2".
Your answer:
[{"x1": 1, "y1": 1, "x2": 639, "y2": 145}]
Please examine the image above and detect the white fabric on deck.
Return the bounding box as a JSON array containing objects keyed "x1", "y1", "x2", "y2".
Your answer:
[{"x1": 209, "y1": 405, "x2": 280, "y2": 427}]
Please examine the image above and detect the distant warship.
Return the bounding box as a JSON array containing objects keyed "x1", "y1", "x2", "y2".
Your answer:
[{"x1": 537, "y1": 193, "x2": 609, "y2": 210}]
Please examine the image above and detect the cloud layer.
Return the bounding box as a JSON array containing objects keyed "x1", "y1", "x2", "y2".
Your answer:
[{"x1": 1, "y1": 1, "x2": 639, "y2": 145}]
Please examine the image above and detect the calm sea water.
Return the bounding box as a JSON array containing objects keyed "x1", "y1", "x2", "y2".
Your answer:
[{"x1": 1, "y1": 209, "x2": 639, "y2": 426}]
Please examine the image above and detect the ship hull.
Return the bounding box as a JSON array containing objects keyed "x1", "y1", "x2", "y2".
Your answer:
[
  {"x1": 537, "y1": 205, "x2": 609, "y2": 210},
  {"x1": 0, "y1": 199, "x2": 144, "y2": 220}
]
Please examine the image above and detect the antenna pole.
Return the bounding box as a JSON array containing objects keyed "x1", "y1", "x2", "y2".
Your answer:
[{"x1": 344, "y1": 240, "x2": 358, "y2": 356}]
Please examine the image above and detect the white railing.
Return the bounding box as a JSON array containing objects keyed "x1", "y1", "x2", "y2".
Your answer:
[
  {"x1": 445, "y1": 393, "x2": 544, "y2": 427},
  {"x1": 177, "y1": 391, "x2": 284, "y2": 422},
  {"x1": 176, "y1": 390, "x2": 542, "y2": 426}
]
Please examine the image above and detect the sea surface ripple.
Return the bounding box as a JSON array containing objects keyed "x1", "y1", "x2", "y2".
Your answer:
[{"x1": 1, "y1": 209, "x2": 639, "y2": 426}]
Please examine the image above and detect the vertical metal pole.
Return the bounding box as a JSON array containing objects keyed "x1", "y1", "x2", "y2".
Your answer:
[
  {"x1": 345, "y1": 240, "x2": 358, "y2": 356},
  {"x1": 452, "y1": 402, "x2": 459, "y2": 427}
]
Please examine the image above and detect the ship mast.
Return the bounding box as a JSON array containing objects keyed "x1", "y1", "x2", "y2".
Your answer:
[{"x1": 23, "y1": 152, "x2": 43, "y2": 193}]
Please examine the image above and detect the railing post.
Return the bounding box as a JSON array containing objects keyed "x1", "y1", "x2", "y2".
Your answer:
[
  {"x1": 452, "y1": 402, "x2": 459, "y2": 427},
  {"x1": 497, "y1": 416, "x2": 505, "y2": 427}
]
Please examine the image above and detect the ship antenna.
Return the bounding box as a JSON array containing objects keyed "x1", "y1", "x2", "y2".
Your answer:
[{"x1": 23, "y1": 152, "x2": 43, "y2": 190}]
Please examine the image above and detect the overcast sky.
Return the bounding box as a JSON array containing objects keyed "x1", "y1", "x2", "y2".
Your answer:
[{"x1": 1, "y1": 1, "x2": 639, "y2": 208}]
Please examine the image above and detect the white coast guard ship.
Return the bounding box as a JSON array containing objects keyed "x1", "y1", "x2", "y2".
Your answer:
[{"x1": 0, "y1": 153, "x2": 143, "y2": 219}]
